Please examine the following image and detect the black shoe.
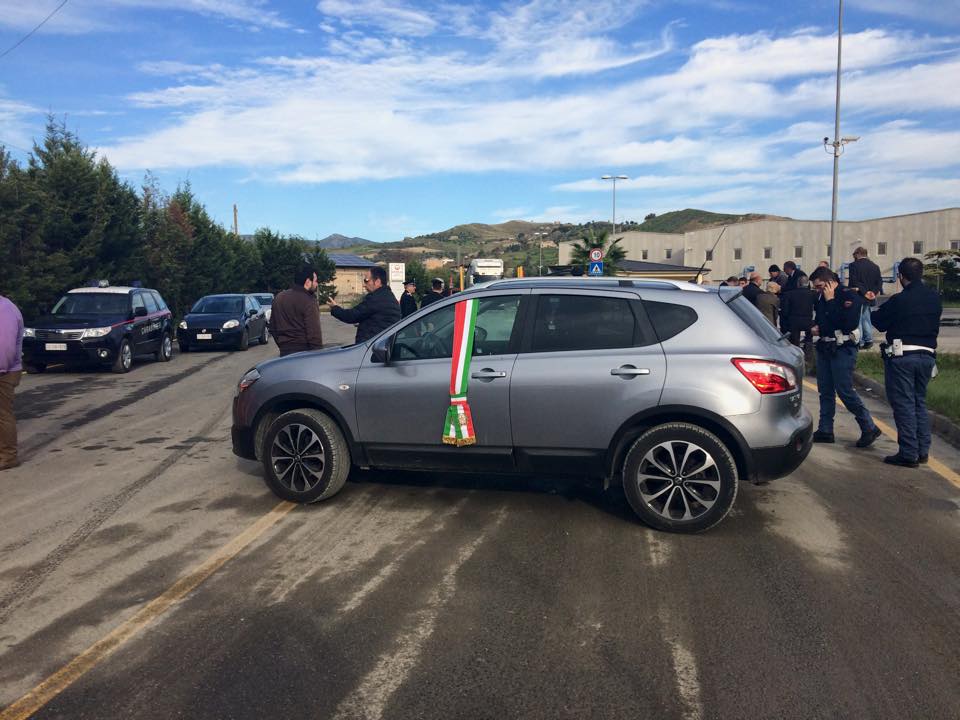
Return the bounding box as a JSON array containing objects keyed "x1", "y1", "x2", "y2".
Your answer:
[
  {"x1": 813, "y1": 430, "x2": 835, "y2": 443},
  {"x1": 884, "y1": 454, "x2": 919, "y2": 468},
  {"x1": 856, "y1": 426, "x2": 882, "y2": 448},
  {"x1": 861, "y1": 342, "x2": 874, "y2": 350},
  {"x1": 918, "y1": 455, "x2": 928, "y2": 464}
]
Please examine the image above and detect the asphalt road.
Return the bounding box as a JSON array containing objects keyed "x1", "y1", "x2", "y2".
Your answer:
[{"x1": 1, "y1": 323, "x2": 959, "y2": 720}]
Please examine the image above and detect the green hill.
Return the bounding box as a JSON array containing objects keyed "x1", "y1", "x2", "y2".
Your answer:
[{"x1": 637, "y1": 209, "x2": 786, "y2": 234}]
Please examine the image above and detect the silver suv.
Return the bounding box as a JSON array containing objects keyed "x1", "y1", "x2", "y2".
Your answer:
[{"x1": 232, "y1": 278, "x2": 812, "y2": 532}]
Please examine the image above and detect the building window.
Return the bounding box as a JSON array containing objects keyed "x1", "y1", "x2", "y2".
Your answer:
[
  {"x1": 763, "y1": 247, "x2": 772, "y2": 259},
  {"x1": 877, "y1": 242, "x2": 887, "y2": 255},
  {"x1": 665, "y1": 248, "x2": 672, "y2": 259},
  {"x1": 794, "y1": 246, "x2": 803, "y2": 258},
  {"x1": 705, "y1": 249, "x2": 713, "y2": 262},
  {"x1": 913, "y1": 241, "x2": 923, "y2": 254},
  {"x1": 951, "y1": 240, "x2": 960, "y2": 251},
  {"x1": 641, "y1": 249, "x2": 649, "y2": 260},
  {"x1": 734, "y1": 248, "x2": 742, "y2": 261},
  {"x1": 826, "y1": 244, "x2": 832, "y2": 258}
]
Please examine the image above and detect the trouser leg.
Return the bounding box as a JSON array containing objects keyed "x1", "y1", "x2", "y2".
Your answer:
[
  {"x1": 816, "y1": 348, "x2": 836, "y2": 433},
  {"x1": 832, "y1": 346, "x2": 875, "y2": 433},
  {"x1": 859, "y1": 305, "x2": 873, "y2": 345},
  {"x1": 884, "y1": 355, "x2": 918, "y2": 460},
  {"x1": 0, "y1": 371, "x2": 20, "y2": 466},
  {"x1": 913, "y1": 354, "x2": 935, "y2": 458}
]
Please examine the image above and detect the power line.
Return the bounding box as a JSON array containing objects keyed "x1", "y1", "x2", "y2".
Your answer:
[{"x1": 0, "y1": 0, "x2": 70, "y2": 61}]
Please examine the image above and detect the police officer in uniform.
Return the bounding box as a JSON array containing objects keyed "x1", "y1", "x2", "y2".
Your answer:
[
  {"x1": 870, "y1": 257, "x2": 942, "y2": 467},
  {"x1": 400, "y1": 279, "x2": 418, "y2": 318},
  {"x1": 809, "y1": 266, "x2": 882, "y2": 448}
]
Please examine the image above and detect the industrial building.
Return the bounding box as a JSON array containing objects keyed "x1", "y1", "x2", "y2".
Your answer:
[{"x1": 559, "y1": 208, "x2": 959, "y2": 290}]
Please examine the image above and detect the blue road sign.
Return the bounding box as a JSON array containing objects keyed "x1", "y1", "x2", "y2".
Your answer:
[{"x1": 588, "y1": 261, "x2": 603, "y2": 276}]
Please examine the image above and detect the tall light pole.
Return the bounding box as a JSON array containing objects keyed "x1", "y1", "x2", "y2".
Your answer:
[
  {"x1": 824, "y1": 0, "x2": 860, "y2": 271},
  {"x1": 601, "y1": 175, "x2": 628, "y2": 236}
]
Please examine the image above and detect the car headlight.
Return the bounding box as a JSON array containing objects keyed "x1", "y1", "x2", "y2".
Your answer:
[
  {"x1": 179, "y1": 321, "x2": 188, "y2": 330},
  {"x1": 24, "y1": 327, "x2": 36, "y2": 338},
  {"x1": 80, "y1": 326, "x2": 112, "y2": 339},
  {"x1": 236, "y1": 368, "x2": 260, "y2": 395},
  {"x1": 222, "y1": 319, "x2": 240, "y2": 330}
]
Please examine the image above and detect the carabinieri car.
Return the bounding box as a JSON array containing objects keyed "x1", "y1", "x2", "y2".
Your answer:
[
  {"x1": 177, "y1": 294, "x2": 268, "y2": 352},
  {"x1": 22, "y1": 284, "x2": 175, "y2": 373}
]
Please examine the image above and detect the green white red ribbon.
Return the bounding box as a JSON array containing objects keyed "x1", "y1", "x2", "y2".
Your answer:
[{"x1": 442, "y1": 299, "x2": 479, "y2": 446}]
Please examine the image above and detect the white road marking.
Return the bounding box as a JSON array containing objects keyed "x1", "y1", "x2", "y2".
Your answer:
[
  {"x1": 339, "y1": 498, "x2": 469, "y2": 615},
  {"x1": 332, "y1": 507, "x2": 507, "y2": 720},
  {"x1": 646, "y1": 530, "x2": 672, "y2": 567},
  {"x1": 667, "y1": 631, "x2": 703, "y2": 720}
]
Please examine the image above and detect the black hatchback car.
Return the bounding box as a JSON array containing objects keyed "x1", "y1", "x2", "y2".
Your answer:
[
  {"x1": 22, "y1": 285, "x2": 175, "y2": 373},
  {"x1": 177, "y1": 294, "x2": 268, "y2": 352}
]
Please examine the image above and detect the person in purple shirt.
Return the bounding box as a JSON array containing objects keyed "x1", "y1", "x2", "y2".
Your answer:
[{"x1": 0, "y1": 294, "x2": 24, "y2": 470}]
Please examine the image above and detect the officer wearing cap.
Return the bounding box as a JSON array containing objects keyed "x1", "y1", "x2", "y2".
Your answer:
[
  {"x1": 400, "y1": 278, "x2": 418, "y2": 319},
  {"x1": 809, "y1": 266, "x2": 881, "y2": 448},
  {"x1": 870, "y1": 257, "x2": 942, "y2": 468}
]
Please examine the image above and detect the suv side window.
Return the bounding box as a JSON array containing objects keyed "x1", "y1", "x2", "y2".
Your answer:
[
  {"x1": 151, "y1": 291, "x2": 168, "y2": 311},
  {"x1": 142, "y1": 291, "x2": 159, "y2": 313},
  {"x1": 643, "y1": 300, "x2": 698, "y2": 342},
  {"x1": 131, "y1": 292, "x2": 146, "y2": 313},
  {"x1": 392, "y1": 296, "x2": 521, "y2": 361},
  {"x1": 530, "y1": 294, "x2": 639, "y2": 352}
]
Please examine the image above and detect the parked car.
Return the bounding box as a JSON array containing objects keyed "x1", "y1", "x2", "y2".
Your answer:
[
  {"x1": 231, "y1": 278, "x2": 812, "y2": 533},
  {"x1": 177, "y1": 294, "x2": 268, "y2": 352},
  {"x1": 21, "y1": 283, "x2": 175, "y2": 373},
  {"x1": 252, "y1": 293, "x2": 274, "y2": 322}
]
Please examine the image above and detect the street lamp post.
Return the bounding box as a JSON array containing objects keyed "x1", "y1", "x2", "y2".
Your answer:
[
  {"x1": 601, "y1": 175, "x2": 628, "y2": 236},
  {"x1": 824, "y1": 0, "x2": 860, "y2": 271}
]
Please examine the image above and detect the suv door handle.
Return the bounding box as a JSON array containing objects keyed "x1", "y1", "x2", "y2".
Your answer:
[
  {"x1": 611, "y1": 365, "x2": 650, "y2": 377},
  {"x1": 471, "y1": 369, "x2": 507, "y2": 380}
]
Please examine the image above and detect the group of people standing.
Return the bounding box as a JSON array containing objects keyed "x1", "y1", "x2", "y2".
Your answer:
[{"x1": 729, "y1": 248, "x2": 942, "y2": 469}]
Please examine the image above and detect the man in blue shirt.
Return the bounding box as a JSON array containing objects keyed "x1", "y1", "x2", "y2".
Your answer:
[
  {"x1": 0, "y1": 294, "x2": 25, "y2": 470},
  {"x1": 870, "y1": 257, "x2": 942, "y2": 467}
]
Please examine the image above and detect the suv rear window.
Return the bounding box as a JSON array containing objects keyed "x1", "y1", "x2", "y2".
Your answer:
[
  {"x1": 531, "y1": 295, "x2": 639, "y2": 352},
  {"x1": 643, "y1": 301, "x2": 697, "y2": 342},
  {"x1": 728, "y1": 295, "x2": 785, "y2": 343}
]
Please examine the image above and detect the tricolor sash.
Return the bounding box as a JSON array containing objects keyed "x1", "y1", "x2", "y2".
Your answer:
[{"x1": 442, "y1": 299, "x2": 479, "y2": 446}]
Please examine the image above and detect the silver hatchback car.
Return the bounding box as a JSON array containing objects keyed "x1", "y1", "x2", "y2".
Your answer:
[{"x1": 232, "y1": 278, "x2": 812, "y2": 533}]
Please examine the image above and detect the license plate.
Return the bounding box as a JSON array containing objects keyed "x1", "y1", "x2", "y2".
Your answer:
[
  {"x1": 45, "y1": 343, "x2": 67, "y2": 351},
  {"x1": 196, "y1": 333, "x2": 212, "y2": 340}
]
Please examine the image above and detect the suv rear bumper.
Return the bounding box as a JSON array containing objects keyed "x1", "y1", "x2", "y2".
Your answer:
[{"x1": 751, "y1": 419, "x2": 813, "y2": 482}]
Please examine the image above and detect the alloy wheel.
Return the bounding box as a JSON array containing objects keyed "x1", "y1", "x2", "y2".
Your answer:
[
  {"x1": 270, "y1": 423, "x2": 327, "y2": 493},
  {"x1": 634, "y1": 441, "x2": 721, "y2": 523}
]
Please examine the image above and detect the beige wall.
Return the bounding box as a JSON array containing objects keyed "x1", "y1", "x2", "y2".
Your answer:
[
  {"x1": 559, "y1": 208, "x2": 960, "y2": 289},
  {"x1": 334, "y1": 267, "x2": 367, "y2": 297}
]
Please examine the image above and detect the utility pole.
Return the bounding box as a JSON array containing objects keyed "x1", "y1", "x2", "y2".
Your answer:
[
  {"x1": 601, "y1": 175, "x2": 628, "y2": 236},
  {"x1": 233, "y1": 204, "x2": 239, "y2": 238}
]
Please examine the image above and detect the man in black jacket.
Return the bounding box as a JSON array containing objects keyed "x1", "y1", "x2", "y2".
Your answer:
[
  {"x1": 870, "y1": 257, "x2": 942, "y2": 467},
  {"x1": 420, "y1": 278, "x2": 445, "y2": 308},
  {"x1": 741, "y1": 272, "x2": 763, "y2": 306},
  {"x1": 781, "y1": 275, "x2": 815, "y2": 346},
  {"x1": 780, "y1": 260, "x2": 807, "y2": 293},
  {"x1": 846, "y1": 246, "x2": 883, "y2": 349},
  {"x1": 809, "y1": 266, "x2": 880, "y2": 448},
  {"x1": 329, "y1": 265, "x2": 401, "y2": 343},
  {"x1": 400, "y1": 279, "x2": 418, "y2": 318}
]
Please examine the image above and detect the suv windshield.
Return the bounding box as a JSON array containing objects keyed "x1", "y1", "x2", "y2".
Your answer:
[
  {"x1": 52, "y1": 293, "x2": 130, "y2": 316},
  {"x1": 253, "y1": 295, "x2": 273, "y2": 306},
  {"x1": 191, "y1": 297, "x2": 243, "y2": 314}
]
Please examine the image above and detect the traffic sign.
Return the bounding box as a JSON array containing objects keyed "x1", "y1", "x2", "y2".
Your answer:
[
  {"x1": 588, "y1": 261, "x2": 604, "y2": 276},
  {"x1": 589, "y1": 248, "x2": 603, "y2": 262}
]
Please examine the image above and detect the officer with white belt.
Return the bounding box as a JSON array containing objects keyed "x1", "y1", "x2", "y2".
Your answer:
[{"x1": 870, "y1": 257, "x2": 943, "y2": 468}]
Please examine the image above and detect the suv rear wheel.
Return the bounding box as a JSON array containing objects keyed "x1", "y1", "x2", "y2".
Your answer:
[
  {"x1": 261, "y1": 409, "x2": 350, "y2": 504},
  {"x1": 622, "y1": 422, "x2": 738, "y2": 533}
]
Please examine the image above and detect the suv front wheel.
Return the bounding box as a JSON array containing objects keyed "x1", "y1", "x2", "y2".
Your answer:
[
  {"x1": 261, "y1": 409, "x2": 350, "y2": 504},
  {"x1": 622, "y1": 422, "x2": 738, "y2": 533}
]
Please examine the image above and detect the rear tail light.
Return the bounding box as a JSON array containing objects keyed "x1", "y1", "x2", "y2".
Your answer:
[{"x1": 731, "y1": 358, "x2": 797, "y2": 394}]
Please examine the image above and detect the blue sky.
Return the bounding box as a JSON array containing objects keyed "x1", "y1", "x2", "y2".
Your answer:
[{"x1": 1, "y1": 0, "x2": 958, "y2": 242}]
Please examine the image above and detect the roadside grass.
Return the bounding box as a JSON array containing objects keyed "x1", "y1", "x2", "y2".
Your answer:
[
  {"x1": 857, "y1": 352, "x2": 960, "y2": 423},
  {"x1": 942, "y1": 300, "x2": 960, "y2": 308}
]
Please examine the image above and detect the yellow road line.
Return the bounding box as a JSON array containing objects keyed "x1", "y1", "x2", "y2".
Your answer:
[
  {"x1": 0, "y1": 500, "x2": 296, "y2": 720},
  {"x1": 802, "y1": 379, "x2": 960, "y2": 490}
]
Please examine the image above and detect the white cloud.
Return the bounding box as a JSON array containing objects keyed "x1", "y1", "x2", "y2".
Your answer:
[
  {"x1": 317, "y1": 0, "x2": 438, "y2": 36},
  {"x1": 0, "y1": 97, "x2": 39, "y2": 151},
  {"x1": 848, "y1": 0, "x2": 960, "y2": 26}
]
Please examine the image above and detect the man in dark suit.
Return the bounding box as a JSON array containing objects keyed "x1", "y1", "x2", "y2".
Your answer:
[
  {"x1": 420, "y1": 278, "x2": 445, "y2": 308},
  {"x1": 847, "y1": 246, "x2": 883, "y2": 349},
  {"x1": 780, "y1": 260, "x2": 807, "y2": 293}
]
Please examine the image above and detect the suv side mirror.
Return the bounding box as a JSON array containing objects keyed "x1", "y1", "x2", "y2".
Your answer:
[
  {"x1": 371, "y1": 335, "x2": 393, "y2": 365},
  {"x1": 133, "y1": 306, "x2": 148, "y2": 317}
]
